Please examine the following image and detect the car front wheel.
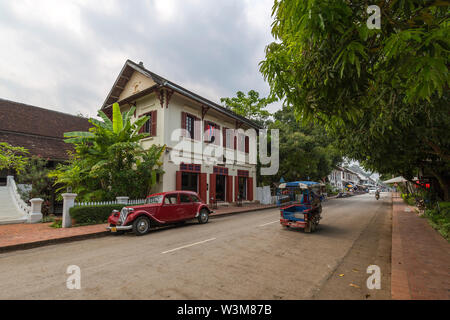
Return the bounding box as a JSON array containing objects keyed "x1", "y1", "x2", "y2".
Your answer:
[
  {"x1": 197, "y1": 209, "x2": 209, "y2": 224},
  {"x1": 132, "y1": 216, "x2": 151, "y2": 236}
]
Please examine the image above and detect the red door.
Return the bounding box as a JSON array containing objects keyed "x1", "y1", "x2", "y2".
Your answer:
[
  {"x1": 199, "y1": 173, "x2": 207, "y2": 202},
  {"x1": 234, "y1": 176, "x2": 239, "y2": 202},
  {"x1": 209, "y1": 173, "x2": 216, "y2": 203},
  {"x1": 247, "y1": 177, "x2": 254, "y2": 201},
  {"x1": 226, "y1": 175, "x2": 233, "y2": 203},
  {"x1": 178, "y1": 192, "x2": 195, "y2": 219},
  {"x1": 160, "y1": 193, "x2": 179, "y2": 222}
]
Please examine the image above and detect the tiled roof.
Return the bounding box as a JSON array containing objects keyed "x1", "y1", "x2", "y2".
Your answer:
[{"x1": 0, "y1": 98, "x2": 92, "y2": 160}]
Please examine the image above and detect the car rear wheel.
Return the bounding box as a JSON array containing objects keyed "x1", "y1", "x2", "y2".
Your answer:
[
  {"x1": 197, "y1": 209, "x2": 209, "y2": 224},
  {"x1": 132, "y1": 216, "x2": 151, "y2": 236}
]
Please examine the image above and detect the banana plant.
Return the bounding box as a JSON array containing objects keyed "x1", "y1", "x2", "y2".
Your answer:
[{"x1": 51, "y1": 103, "x2": 166, "y2": 201}]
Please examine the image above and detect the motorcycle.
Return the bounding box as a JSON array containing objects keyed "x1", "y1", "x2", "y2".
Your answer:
[{"x1": 375, "y1": 191, "x2": 380, "y2": 200}]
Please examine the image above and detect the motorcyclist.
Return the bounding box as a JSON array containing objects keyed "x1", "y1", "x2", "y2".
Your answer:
[{"x1": 375, "y1": 189, "x2": 380, "y2": 200}]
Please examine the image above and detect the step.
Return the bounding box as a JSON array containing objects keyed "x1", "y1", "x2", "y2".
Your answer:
[{"x1": 0, "y1": 217, "x2": 27, "y2": 225}]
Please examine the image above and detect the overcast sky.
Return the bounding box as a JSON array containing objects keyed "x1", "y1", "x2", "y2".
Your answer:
[{"x1": 0, "y1": 0, "x2": 280, "y2": 118}]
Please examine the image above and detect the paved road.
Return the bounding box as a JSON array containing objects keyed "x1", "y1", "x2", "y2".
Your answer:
[{"x1": 0, "y1": 193, "x2": 392, "y2": 299}]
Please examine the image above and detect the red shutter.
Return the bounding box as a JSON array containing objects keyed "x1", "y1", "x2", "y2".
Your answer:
[
  {"x1": 245, "y1": 136, "x2": 249, "y2": 153},
  {"x1": 194, "y1": 117, "x2": 201, "y2": 140},
  {"x1": 204, "y1": 120, "x2": 208, "y2": 142},
  {"x1": 151, "y1": 110, "x2": 157, "y2": 136},
  {"x1": 176, "y1": 171, "x2": 182, "y2": 190},
  {"x1": 209, "y1": 174, "x2": 216, "y2": 203},
  {"x1": 215, "y1": 124, "x2": 221, "y2": 145},
  {"x1": 222, "y1": 128, "x2": 227, "y2": 148},
  {"x1": 247, "y1": 177, "x2": 253, "y2": 201},
  {"x1": 181, "y1": 112, "x2": 186, "y2": 137},
  {"x1": 226, "y1": 175, "x2": 233, "y2": 203},
  {"x1": 199, "y1": 173, "x2": 207, "y2": 202},
  {"x1": 234, "y1": 176, "x2": 239, "y2": 202}
]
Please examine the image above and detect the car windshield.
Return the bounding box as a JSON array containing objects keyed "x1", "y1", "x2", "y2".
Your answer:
[{"x1": 145, "y1": 195, "x2": 163, "y2": 204}]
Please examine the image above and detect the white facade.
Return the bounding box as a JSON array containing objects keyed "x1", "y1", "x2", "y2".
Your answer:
[{"x1": 103, "y1": 61, "x2": 258, "y2": 204}]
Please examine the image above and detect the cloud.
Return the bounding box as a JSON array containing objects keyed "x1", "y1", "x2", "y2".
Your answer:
[{"x1": 0, "y1": 0, "x2": 280, "y2": 117}]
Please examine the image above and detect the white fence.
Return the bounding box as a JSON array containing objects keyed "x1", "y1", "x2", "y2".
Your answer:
[
  {"x1": 256, "y1": 186, "x2": 276, "y2": 205},
  {"x1": 74, "y1": 198, "x2": 146, "y2": 207}
]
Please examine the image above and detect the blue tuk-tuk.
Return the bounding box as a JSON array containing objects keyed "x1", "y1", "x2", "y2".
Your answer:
[{"x1": 278, "y1": 181, "x2": 324, "y2": 233}]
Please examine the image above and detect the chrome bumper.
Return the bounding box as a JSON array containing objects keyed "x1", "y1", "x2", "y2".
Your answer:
[{"x1": 107, "y1": 225, "x2": 133, "y2": 231}]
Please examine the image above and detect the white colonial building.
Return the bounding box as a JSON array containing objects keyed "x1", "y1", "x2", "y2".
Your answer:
[{"x1": 101, "y1": 60, "x2": 260, "y2": 204}]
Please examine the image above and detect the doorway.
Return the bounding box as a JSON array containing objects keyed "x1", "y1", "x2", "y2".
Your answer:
[
  {"x1": 181, "y1": 172, "x2": 198, "y2": 192},
  {"x1": 238, "y1": 177, "x2": 247, "y2": 200},
  {"x1": 216, "y1": 175, "x2": 226, "y2": 201}
]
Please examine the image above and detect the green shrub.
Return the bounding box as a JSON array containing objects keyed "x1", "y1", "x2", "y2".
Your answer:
[
  {"x1": 424, "y1": 202, "x2": 450, "y2": 241},
  {"x1": 70, "y1": 204, "x2": 127, "y2": 225},
  {"x1": 50, "y1": 219, "x2": 62, "y2": 228}
]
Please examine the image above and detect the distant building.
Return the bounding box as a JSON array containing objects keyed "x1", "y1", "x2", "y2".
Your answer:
[{"x1": 0, "y1": 98, "x2": 91, "y2": 184}]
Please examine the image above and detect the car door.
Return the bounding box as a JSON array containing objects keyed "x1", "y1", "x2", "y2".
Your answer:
[
  {"x1": 178, "y1": 193, "x2": 195, "y2": 219},
  {"x1": 161, "y1": 193, "x2": 179, "y2": 222}
]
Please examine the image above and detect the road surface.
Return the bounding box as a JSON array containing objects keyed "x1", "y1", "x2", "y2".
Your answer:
[{"x1": 0, "y1": 193, "x2": 392, "y2": 299}]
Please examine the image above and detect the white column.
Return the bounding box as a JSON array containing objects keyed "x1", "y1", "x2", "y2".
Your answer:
[
  {"x1": 62, "y1": 193, "x2": 77, "y2": 228},
  {"x1": 116, "y1": 196, "x2": 129, "y2": 205},
  {"x1": 29, "y1": 198, "x2": 44, "y2": 223}
]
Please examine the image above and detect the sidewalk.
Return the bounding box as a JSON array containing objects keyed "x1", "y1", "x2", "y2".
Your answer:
[
  {"x1": 391, "y1": 193, "x2": 450, "y2": 300},
  {"x1": 0, "y1": 203, "x2": 277, "y2": 253}
]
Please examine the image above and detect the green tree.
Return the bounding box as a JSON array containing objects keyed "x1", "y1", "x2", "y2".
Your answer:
[
  {"x1": 50, "y1": 103, "x2": 165, "y2": 201},
  {"x1": 260, "y1": 105, "x2": 342, "y2": 185},
  {"x1": 260, "y1": 0, "x2": 450, "y2": 199},
  {"x1": 221, "y1": 90, "x2": 277, "y2": 127},
  {"x1": 0, "y1": 142, "x2": 29, "y2": 174}
]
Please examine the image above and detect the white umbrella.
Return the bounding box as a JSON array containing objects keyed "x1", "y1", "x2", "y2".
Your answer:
[{"x1": 383, "y1": 176, "x2": 407, "y2": 184}]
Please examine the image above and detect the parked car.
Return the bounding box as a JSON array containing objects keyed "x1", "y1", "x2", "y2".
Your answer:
[
  {"x1": 368, "y1": 188, "x2": 377, "y2": 194},
  {"x1": 107, "y1": 191, "x2": 212, "y2": 236}
]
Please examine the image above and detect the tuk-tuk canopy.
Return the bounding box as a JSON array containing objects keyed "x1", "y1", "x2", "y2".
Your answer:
[{"x1": 278, "y1": 181, "x2": 324, "y2": 189}]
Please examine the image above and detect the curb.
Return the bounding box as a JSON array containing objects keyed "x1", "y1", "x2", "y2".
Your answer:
[{"x1": 0, "y1": 231, "x2": 110, "y2": 254}]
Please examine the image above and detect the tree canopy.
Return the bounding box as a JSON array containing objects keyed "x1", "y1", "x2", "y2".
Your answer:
[
  {"x1": 260, "y1": 0, "x2": 449, "y2": 199},
  {"x1": 220, "y1": 90, "x2": 277, "y2": 127},
  {"x1": 0, "y1": 142, "x2": 29, "y2": 174},
  {"x1": 262, "y1": 105, "x2": 342, "y2": 185}
]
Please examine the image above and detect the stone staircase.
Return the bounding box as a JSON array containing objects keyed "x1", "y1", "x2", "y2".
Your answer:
[{"x1": 0, "y1": 186, "x2": 28, "y2": 225}]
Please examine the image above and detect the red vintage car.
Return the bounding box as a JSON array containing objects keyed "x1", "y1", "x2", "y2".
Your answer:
[{"x1": 107, "y1": 191, "x2": 212, "y2": 236}]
